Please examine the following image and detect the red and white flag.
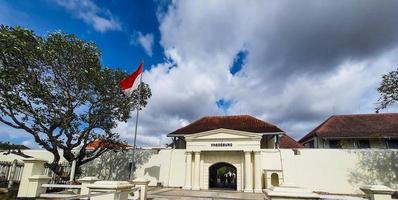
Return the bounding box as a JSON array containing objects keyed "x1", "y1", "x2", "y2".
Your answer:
[{"x1": 119, "y1": 62, "x2": 143, "y2": 95}]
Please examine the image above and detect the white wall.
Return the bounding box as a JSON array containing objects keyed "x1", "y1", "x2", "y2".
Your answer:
[
  {"x1": 264, "y1": 149, "x2": 398, "y2": 194},
  {"x1": 1, "y1": 148, "x2": 396, "y2": 195},
  {"x1": 135, "y1": 149, "x2": 186, "y2": 187},
  {"x1": 135, "y1": 148, "x2": 397, "y2": 194}
]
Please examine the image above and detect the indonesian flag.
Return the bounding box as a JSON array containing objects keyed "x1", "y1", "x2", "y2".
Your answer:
[{"x1": 119, "y1": 62, "x2": 143, "y2": 95}]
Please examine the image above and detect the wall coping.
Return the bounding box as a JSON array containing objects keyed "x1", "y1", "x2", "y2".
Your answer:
[
  {"x1": 265, "y1": 183, "x2": 321, "y2": 199},
  {"x1": 79, "y1": 176, "x2": 100, "y2": 182},
  {"x1": 360, "y1": 185, "x2": 395, "y2": 194},
  {"x1": 133, "y1": 178, "x2": 150, "y2": 185},
  {"x1": 87, "y1": 181, "x2": 133, "y2": 189},
  {"x1": 22, "y1": 158, "x2": 48, "y2": 163}
]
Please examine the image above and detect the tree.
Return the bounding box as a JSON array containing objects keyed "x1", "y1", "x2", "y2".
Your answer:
[
  {"x1": 0, "y1": 141, "x2": 29, "y2": 150},
  {"x1": 377, "y1": 68, "x2": 398, "y2": 111},
  {"x1": 0, "y1": 141, "x2": 32, "y2": 158},
  {"x1": 0, "y1": 26, "x2": 151, "y2": 178}
]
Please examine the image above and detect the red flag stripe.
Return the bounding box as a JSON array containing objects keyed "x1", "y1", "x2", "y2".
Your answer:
[{"x1": 120, "y1": 63, "x2": 143, "y2": 90}]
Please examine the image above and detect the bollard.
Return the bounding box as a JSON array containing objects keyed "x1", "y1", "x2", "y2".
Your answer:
[
  {"x1": 133, "y1": 178, "x2": 150, "y2": 200},
  {"x1": 360, "y1": 185, "x2": 394, "y2": 200}
]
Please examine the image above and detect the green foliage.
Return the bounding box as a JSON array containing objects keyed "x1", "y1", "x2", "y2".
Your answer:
[
  {"x1": 0, "y1": 142, "x2": 29, "y2": 150},
  {"x1": 377, "y1": 68, "x2": 398, "y2": 110},
  {"x1": 0, "y1": 25, "x2": 151, "y2": 176},
  {"x1": 216, "y1": 166, "x2": 235, "y2": 175}
]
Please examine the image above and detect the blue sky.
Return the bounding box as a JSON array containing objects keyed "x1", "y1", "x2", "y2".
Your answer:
[
  {"x1": 1, "y1": 0, "x2": 398, "y2": 148},
  {"x1": 0, "y1": 0, "x2": 167, "y2": 146},
  {"x1": 0, "y1": 0, "x2": 164, "y2": 71}
]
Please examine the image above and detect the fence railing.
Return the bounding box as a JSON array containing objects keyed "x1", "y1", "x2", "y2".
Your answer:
[
  {"x1": 44, "y1": 162, "x2": 72, "y2": 185},
  {"x1": 0, "y1": 160, "x2": 24, "y2": 188},
  {"x1": 0, "y1": 160, "x2": 72, "y2": 188},
  {"x1": 39, "y1": 185, "x2": 141, "y2": 200},
  {"x1": 15, "y1": 158, "x2": 150, "y2": 200}
]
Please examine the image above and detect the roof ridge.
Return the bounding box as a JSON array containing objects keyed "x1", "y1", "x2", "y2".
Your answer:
[
  {"x1": 202, "y1": 114, "x2": 252, "y2": 118},
  {"x1": 167, "y1": 115, "x2": 283, "y2": 135},
  {"x1": 202, "y1": 115, "x2": 278, "y2": 127},
  {"x1": 331, "y1": 113, "x2": 398, "y2": 117}
]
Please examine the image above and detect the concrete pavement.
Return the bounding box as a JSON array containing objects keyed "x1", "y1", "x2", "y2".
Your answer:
[{"x1": 147, "y1": 188, "x2": 266, "y2": 200}]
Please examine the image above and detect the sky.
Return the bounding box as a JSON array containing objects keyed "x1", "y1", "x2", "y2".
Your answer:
[{"x1": 1, "y1": 0, "x2": 398, "y2": 148}]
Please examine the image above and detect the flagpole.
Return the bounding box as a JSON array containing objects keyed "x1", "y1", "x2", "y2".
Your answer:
[{"x1": 130, "y1": 61, "x2": 143, "y2": 181}]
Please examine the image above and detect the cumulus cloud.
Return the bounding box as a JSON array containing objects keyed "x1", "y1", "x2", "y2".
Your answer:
[
  {"x1": 130, "y1": 32, "x2": 155, "y2": 56},
  {"x1": 116, "y1": 0, "x2": 398, "y2": 145},
  {"x1": 55, "y1": 0, "x2": 121, "y2": 32},
  {"x1": 21, "y1": 140, "x2": 40, "y2": 149}
]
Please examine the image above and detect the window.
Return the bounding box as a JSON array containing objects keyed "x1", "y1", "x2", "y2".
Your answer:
[
  {"x1": 329, "y1": 140, "x2": 342, "y2": 149},
  {"x1": 386, "y1": 138, "x2": 398, "y2": 149},
  {"x1": 357, "y1": 139, "x2": 370, "y2": 148},
  {"x1": 305, "y1": 140, "x2": 315, "y2": 148}
]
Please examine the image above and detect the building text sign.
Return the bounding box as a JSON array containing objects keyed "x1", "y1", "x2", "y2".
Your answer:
[{"x1": 211, "y1": 143, "x2": 233, "y2": 147}]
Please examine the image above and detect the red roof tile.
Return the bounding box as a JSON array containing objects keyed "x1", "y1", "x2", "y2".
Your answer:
[
  {"x1": 279, "y1": 134, "x2": 304, "y2": 148},
  {"x1": 299, "y1": 113, "x2": 398, "y2": 143},
  {"x1": 86, "y1": 139, "x2": 132, "y2": 150},
  {"x1": 168, "y1": 115, "x2": 283, "y2": 135}
]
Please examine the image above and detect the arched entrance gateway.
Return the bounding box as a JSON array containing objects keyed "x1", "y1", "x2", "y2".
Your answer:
[
  {"x1": 167, "y1": 115, "x2": 293, "y2": 192},
  {"x1": 209, "y1": 162, "x2": 237, "y2": 190}
]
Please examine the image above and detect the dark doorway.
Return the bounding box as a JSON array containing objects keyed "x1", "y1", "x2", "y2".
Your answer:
[{"x1": 209, "y1": 162, "x2": 237, "y2": 190}]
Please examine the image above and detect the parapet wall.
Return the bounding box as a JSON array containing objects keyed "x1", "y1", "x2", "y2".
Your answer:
[
  {"x1": 135, "y1": 149, "x2": 186, "y2": 187},
  {"x1": 263, "y1": 149, "x2": 397, "y2": 194},
  {"x1": 1, "y1": 148, "x2": 396, "y2": 195},
  {"x1": 135, "y1": 148, "x2": 397, "y2": 194}
]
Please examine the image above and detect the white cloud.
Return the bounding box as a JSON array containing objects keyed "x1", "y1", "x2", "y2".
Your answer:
[
  {"x1": 130, "y1": 32, "x2": 155, "y2": 56},
  {"x1": 116, "y1": 1, "x2": 398, "y2": 145},
  {"x1": 55, "y1": 0, "x2": 121, "y2": 32},
  {"x1": 21, "y1": 140, "x2": 40, "y2": 149}
]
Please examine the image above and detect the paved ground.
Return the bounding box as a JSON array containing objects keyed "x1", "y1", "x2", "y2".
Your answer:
[
  {"x1": 146, "y1": 187, "x2": 378, "y2": 200},
  {"x1": 147, "y1": 188, "x2": 267, "y2": 200}
]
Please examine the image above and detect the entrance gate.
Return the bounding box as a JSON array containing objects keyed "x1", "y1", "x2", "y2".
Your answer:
[{"x1": 209, "y1": 162, "x2": 237, "y2": 190}]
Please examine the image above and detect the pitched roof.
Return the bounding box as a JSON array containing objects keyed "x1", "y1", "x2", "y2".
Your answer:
[
  {"x1": 168, "y1": 115, "x2": 284, "y2": 136},
  {"x1": 299, "y1": 113, "x2": 398, "y2": 143},
  {"x1": 86, "y1": 139, "x2": 132, "y2": 150},
  {"x1": 279, "y1": 134, "x2": 304, "y2": 148}
]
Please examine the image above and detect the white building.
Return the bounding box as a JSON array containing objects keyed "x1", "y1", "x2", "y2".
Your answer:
[
  {"x1": 1, "y1": 115, "x2": 396, "y2": 195},
  {"x1": 135, "y1": 115, "x2": 397, "y2": 194},
  {"x1": 166, "y1": 115, "x2": 301, "y2": 192}
]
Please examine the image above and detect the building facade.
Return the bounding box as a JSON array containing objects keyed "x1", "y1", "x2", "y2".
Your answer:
[
  {"x1": 299, "y1": 113, "x2": 398, "y2": 149},
  {"x1": 1, "y1": 114, "x2": 397, "y2": 195},
  {"x1": 166, "y1": 115, "x2": 303, "y2": 192}
]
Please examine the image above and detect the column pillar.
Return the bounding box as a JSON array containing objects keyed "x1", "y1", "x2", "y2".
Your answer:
[
  {"x1": 79, "y1": 177, "x2": 100, "y2": 196},
  {"x1": 183, "y1": 151, "x2": 192, "y2": 190},
  {"x1": 244, "y1": 151, "x2": 253, "y2": 193},
  {"x1": 254, "y1": 151, "x2": 262, "y2": 193},
  {"x1": 17, "y1": 158, "x2": 51, "y2": 198},
  {"x1": 192, "y1": 151, "x2": 201, "y2": 190},
  {"x1": 200, "y1": 156, "x2": 204, "y2": 189}
]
